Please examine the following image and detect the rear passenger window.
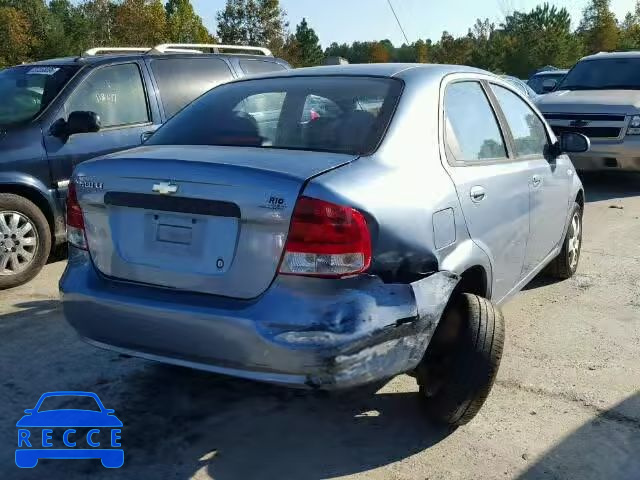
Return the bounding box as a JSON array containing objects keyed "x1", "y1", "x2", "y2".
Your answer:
[
  {"x1": 150, "y1": 57, "x2": 234, "y2": 118},
  {"x1": 233, "y1": 92, "x2": 286, "y2": 144},
  {"x1": 65, "y1": 63, "x2": 149, "y2": 128},
  {"x1": 444, "y1": 81, "x2": 507, "y2": 162},
  {"x1": 239, "y1": 60, "x2": 287, "y2": 75},
  {"x1": 301, "y1": 95, "x2": 341, "y2": 123},
  {"x1": 490, "y1": 84, "x2": 548, "y2": 157}
]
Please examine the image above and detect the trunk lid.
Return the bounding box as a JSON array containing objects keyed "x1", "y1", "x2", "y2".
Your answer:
[{"x1": 74, "y1": 145, "x2": 356, "y2": 298}]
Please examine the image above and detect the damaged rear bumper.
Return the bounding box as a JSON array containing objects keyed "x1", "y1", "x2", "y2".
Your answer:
[{"x1": 60, "y1": 248, "x2": 458, "y2": 389}]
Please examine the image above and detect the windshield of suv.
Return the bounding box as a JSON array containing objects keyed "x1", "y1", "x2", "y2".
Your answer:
[
  {"x1": 558, "y1": 58, "x2": 640, "y2": 90},
  {"x1": 148, "y1": 76, "x2": 403, "y2": 156},
  {"x1": 0, "y1": 65, "x2": 79, "y2": 126}
]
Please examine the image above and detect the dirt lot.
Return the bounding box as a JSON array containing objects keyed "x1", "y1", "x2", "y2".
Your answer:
[{"x1": 1, "y1": 174, "x2": 639, "y2": 480}]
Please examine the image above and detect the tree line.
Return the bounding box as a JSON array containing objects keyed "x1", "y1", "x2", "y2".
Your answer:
[
  {"x1": 1, "y1": 0, "x2": 639, "y2": 78},
  {"x1": 326, "y1": 0, "x2": 640, "y2": 78}
]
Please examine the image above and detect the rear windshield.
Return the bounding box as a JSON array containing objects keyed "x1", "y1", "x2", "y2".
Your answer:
[
  {"x1": 147, "y1": 76, "x2": 403, "y2": 155},
  {"x1": 558, "y1": 58, "x2": 640, "y2": 90},
  {"x1": 0, "y1": 65, "x2": 79, "y2": 126}
]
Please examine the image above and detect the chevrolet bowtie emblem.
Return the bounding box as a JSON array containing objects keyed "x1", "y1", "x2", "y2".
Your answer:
[
  {"x1": 569, "y1": 119, "x2": 590, "y2": 128},
  {"x1": 152, "y1": 182, "x2": 178, "y2": 195}
]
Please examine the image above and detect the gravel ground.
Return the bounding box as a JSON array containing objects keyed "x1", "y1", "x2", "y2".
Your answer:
[{"x1": 1, "y1": 174, "x2": 638, "y2": 480}]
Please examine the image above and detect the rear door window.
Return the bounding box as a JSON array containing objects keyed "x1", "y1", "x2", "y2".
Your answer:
[
  {"x1": 239, "y1": 60, "x2": 287, "y2": 75},
  {"x1": 150, "y1": 57, "x2": 234, "y2": 118},
  {"x1": 444, "y1": 81, "x2": 507, "y2": 162},
  {"x1": 65, "y1": 63, "x2": 149, "y2": 128},
  {"x1": 490, "y1": 84, "x2": 548, "y2": 157}
]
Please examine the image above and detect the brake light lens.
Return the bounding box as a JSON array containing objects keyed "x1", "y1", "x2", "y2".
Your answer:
[
  {"x1": 66, "y1": 182, "x2": 87, "y2": 250},
  {"x1": 279, "y1": 196, "x2": 371, "y2": 278}
]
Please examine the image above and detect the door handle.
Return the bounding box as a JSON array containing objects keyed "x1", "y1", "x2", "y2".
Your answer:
[
  {"x1": 531, "y1": 175, "x2": 542, "y2": 188},
  {"x1": 470, "y1": 186, "x2": 486, "y2": 203}
]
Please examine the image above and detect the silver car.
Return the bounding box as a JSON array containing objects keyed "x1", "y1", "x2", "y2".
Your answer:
[{"x1": 60, "y1": 64, "x2": 587, "y2": 426}]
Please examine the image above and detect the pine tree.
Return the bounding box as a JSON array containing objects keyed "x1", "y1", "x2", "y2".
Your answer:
[
  {"x1": 578, "y1": 0, "x2": 619, "y2": 53},
  {"x1": 500, "y1": 3, "x2": 583, "y2": 77},
  {"x1": 619, "y1": 1, "x2": 640, "y2": 50},
  {"x1": 293, "y1": 18, "x2": 323, "y2": 66}
]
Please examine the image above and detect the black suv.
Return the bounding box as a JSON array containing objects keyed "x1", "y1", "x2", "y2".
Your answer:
[{"x1": 0, "y1": 44, "x2": 290, "y2": 288}]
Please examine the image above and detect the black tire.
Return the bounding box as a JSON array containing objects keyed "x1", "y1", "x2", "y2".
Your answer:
[
  {"x1": 545, "y1": 202, "x2": 583, "y2": 280},
  {"x1": 416, "y1": 293, "x2": 505, "y2": 427},
  {"x1": 0, "y1": 194, "x2": 51, "y2": 290}
]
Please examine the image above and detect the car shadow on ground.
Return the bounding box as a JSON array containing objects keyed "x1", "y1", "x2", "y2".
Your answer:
[
  {"x1": 0, "y1": 298, "x2": 452, "y2": 480},
  {"x1": 0, "y1": 300, "x2": 61, "y2": 326},
  {"x1": 579, "y1": 171, "x2": 640, "y2": 203},
  {"x1": 47, "y1": 244, "x2": 68, "y2": 265},
  {"x1": 518, "y1": 392, "x2": 640, "y2": 480},
  {"x1": 521, "y1": 275, "x2": 559, "y2": 291},
  {"x1": 114, "y1": 365, "x2": 452, "y2": 479}
]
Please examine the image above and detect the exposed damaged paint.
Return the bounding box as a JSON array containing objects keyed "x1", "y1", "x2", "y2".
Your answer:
[
  {"x1": 62, "y1": 250, "x2": 460, "y2": 390},
  {"x1": 284, "y1": 271, "x2": 460, "y2": 389}
]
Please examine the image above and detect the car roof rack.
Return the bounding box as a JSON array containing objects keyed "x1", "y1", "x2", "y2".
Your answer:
[
  {"x1": 83, "y1": 47, "x2": 150, "y2": 56},
  {"x1": 150, "y1": 43, "x2": 273, "y2": 56},
  {"x1": 82, "y1": 43, "x2": 273, "y2": 58}
]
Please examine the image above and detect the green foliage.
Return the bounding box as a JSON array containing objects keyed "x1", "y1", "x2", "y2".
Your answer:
[
  {"x1": 166, "y1": 0, "x2": 212, "y2": 43},
  {"x1": 289, "y1": 18, "x2": 323, "y2": 67},
  {"x1": 216, "y1": 0, "x2": 287, "y2": 52},
  {"x1": 0, "y1": 6, "x2": 36, "y2": 67},
  {"x1": 322, "y1": 2, "x2": 605, "y2": 77},
  {"x1": 499, "y1": 3, "x2": 583, "y2": 78},
  {"x1": 80, "y1": 0, "x2": 118, "y2": 48},
  {"x1": 618, "y1": 1, "x2": 640, "y2": 50},
  {"x1": 5, "y1": 0, "x2": 640, "y2": 80},
  {"x1": 115, "y1": 0, "x2": 168, "y2": 47},
  {"x1": 579, "y1": 0, "x2": 619, "y2": 53},
  {"x1": 431, "y1": 31, "x2": 473, "y2": 65}
]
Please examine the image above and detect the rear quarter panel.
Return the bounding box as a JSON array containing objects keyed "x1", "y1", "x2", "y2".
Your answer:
[{"x1": 304, "y1": 71, "x2": 492, "y2": 291}]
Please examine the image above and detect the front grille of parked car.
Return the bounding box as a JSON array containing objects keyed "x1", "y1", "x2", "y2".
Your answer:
[
  {"x1": 543, "y1": 113, "x2": 626, "y2": 122},
  {"x1": 551, "y1": 125, "x2": 622, "y2": 138}
]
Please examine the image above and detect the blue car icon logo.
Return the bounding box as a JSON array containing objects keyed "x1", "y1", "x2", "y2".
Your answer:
[{"x1": 16, "y1": 391, "x2": 123, "y2": 468}]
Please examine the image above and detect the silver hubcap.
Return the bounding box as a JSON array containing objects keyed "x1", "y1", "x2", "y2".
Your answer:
[
  {"x1": 0, "y1": 211, "x2": 38, "y2": 275},
  {"x1": 568, "y1": 212, "x2": 581, "y2": 270}
]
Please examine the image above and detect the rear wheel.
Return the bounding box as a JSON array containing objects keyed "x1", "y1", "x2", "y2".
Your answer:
[
  {"x1": 545, "y1": 202, "x2": 582, "y2": 280},
  {"x1": 0, "y1": 194, "x2": 51, "y2": 290},
  {"x1": 416, "y1": 293, "x2": 504, "y2": 426}
]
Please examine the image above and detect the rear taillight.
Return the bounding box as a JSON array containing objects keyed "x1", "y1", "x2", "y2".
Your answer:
[
  {"x1": 66, "y1": 182, "x2": 87, "y2": 250},
  {"x1": 279, "y1": 196, "x2": 371, "y2": 278}
]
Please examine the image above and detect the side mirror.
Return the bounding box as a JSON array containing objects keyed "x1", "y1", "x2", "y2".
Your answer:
[
  {"x1": 23, "y1": 409, "x2": 34, "y2": 414},
  {"x1": 68, "y1": 111, "x2": 101, "y2": 135},
  {"x1": 542, "y1": 79, "x2": 558, "y2": 93},
  {"x1": 51, "y1": 111, "x2": 101, "y2": 139},
  {"x1": 550, "y1": 132, "x2": 590, "y2": 156},
  {"x1": 141, "y1": 131, "x2": 154, "y2": 143}
]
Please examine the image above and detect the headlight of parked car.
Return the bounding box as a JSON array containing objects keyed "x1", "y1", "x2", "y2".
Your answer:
[{"x1": 627, "y1": 115, "x2": 640, "y2": 135}]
